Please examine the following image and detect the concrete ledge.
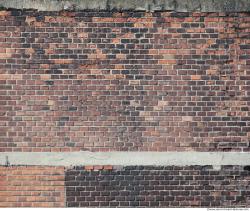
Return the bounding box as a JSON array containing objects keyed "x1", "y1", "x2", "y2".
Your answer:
[
  {"x1": 0, "y1": 0, "x2": 250, "y2": 12},
  {"x1": 0, "y1": 152, "x2": 250, "y2": 167}
]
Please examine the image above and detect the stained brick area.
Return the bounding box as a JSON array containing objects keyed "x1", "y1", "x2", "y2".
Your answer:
[
  {"x1": 0, "y1": 10, "x2": 250, "y2": 152},
  {"x1": 0, "y1": 166, "x2": 65, "y2": 207},
  {"x1": 65, "y1": 165, "x2": 250, "y2": 207}
]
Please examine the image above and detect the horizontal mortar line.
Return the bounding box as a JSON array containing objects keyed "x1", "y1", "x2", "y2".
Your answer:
[{"x1": 0, "y1": 152, "x2": 250, "y2": 167}]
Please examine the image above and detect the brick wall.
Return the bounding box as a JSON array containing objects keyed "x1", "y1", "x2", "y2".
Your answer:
[
  {"x1": 0, "y1": 10, "x2": 249, "y2": 152},
  {"x1": 0, "y1": 8, "x2": 250, "y2": 208},
  {"x1": 65, "y1": 165, "x2": 250, "y2": 207},
  {"x1": 0, "y1": 166, "x2": 65, "y2": 207}
]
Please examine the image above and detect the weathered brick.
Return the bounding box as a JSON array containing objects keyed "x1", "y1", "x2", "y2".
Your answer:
[
  {"x1": 65, "y1": 165, "x2": 250, "y2": 207},
  {"x1": 0, "y1": 10, "x2": 249, "y2": 153}
]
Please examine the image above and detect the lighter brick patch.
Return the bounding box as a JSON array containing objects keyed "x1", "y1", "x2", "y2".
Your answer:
[
  {"x1": 0, "y1": 53, "x2": 11, "y2": 58},
  {"x1": 207, "y1": 69, "x2": 217, "y2": 75},
  {"x1": 0, "y1": 11, "x2": 10, "y2": 16},
  {"x1": 163, "y1": 54, "x2": 175, "y2": 60},
  {"x1": 0, "y1": 166, "x2": 65, "y2": 207},
  {"x1": 129, "y1": 80, "x2": 140, "y2": 85},
  {"x1": 40, "y1": 75, "x2": 51, "y2": 80},
  {"x1": 182, "y1": 116, "x2": 193, "y2": 122},
  {"x1": 191, "y1": 75, "x2": 201, "y2": 80},
  {"x1": 48, "y1": 100, "x2": 55, "y2": 106},
  {"x1": 0, "y1": 74, "x2": 21, "y2": 80}
]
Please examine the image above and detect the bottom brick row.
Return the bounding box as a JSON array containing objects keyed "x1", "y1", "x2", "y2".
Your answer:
[{"x1": 0, "y1": 165, "x2": 249, "y2": 207}]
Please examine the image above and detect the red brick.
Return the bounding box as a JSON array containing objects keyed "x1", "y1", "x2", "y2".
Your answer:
[
  {"x1": 103, "y1": 165, "x2": 113, "y2": 170},
  {"x1": 0, "y1": 10, "x2": 248, "y2": 153},
  {"x1": 191, "y1": 75, "x2": 201, "y2": 80},
  {"x1": 84, "y1": 166, "x2": 94, "y2": 171},
  {"x1": 0, "y1": 166, "x2": 65, "y2": 207}
]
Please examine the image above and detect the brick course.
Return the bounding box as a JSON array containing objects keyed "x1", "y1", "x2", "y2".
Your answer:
[
  {"x1": 65, "y1": 165, "x2": 250, "y2": 207},
  {"x1": 0, "y1": 10, "x2": 249, "y2": 152}
]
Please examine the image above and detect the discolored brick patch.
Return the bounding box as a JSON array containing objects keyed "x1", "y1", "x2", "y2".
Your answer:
[{"x1": 0, "y1": 166, "x2": 65, "y2": 207}]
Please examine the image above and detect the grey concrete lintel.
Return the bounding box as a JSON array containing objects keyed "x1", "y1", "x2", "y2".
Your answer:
[{"x1": 0, "y1": 152, "x2": 250, "y2": 167}]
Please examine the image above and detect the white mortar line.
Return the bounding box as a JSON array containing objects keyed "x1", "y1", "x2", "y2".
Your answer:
[{"x1": 0, "y1": 152, "x2": 249, "y2": 167}]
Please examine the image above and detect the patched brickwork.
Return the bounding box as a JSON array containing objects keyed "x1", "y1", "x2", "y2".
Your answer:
[
  {"x1": 65, "y1": 165, "x2": 250, "y2": 207},
  {"x1": 0, "y1": 166, "x2": 65, "y2": 207},
  {"x1": 0, "y1": 10, "x2": 250, "y2": 152}
]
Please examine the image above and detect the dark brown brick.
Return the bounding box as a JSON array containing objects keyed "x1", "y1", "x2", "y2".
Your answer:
[{"x1": 65, "y1": 165, "x2": 250, "y2": 207}]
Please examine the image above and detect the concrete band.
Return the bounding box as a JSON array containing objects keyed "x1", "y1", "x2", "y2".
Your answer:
[
  {"x1": 0, "y1": 152, "x2": 250, "y2": 167},
  {"x1": 0, "y1": 0, "x2": 250, "y2": 12}
]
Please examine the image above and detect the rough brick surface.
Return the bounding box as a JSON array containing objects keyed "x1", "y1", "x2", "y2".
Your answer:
[
  {"x1": 65, "y1": 165, "x2": 250, "y2": 207},
  {"x1": 0, "y1": 166, "x2": 65, "y2": 207},
  {"x1": 0, "y1": 10, "x2": 250, "y2": 152}
]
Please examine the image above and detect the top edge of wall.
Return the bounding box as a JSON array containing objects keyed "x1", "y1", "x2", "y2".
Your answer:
[{"x1": 0, "y1": 0, "x2": 250, "y2": 12}]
